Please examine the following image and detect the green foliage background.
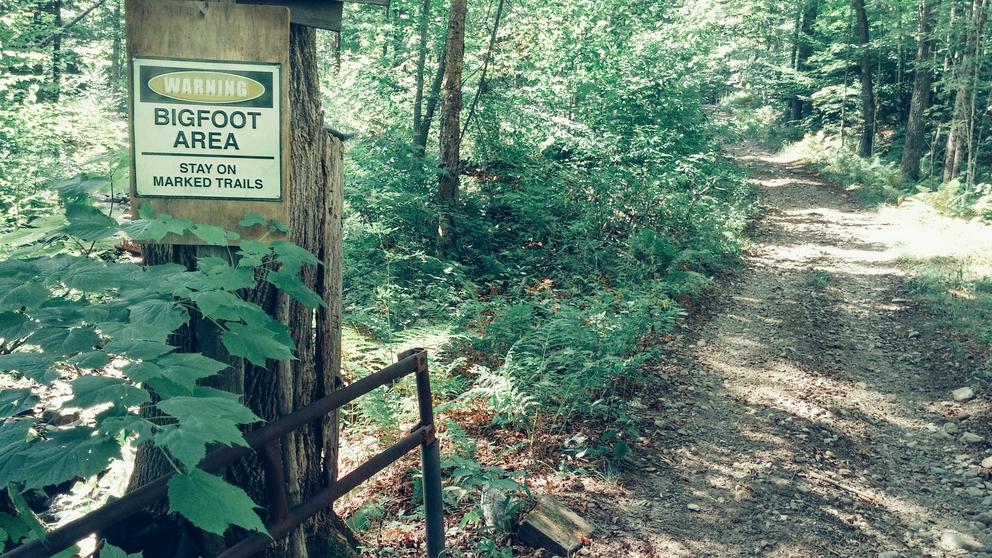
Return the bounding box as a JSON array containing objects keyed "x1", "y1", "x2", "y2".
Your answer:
[{"x1": 0, "y1": 0, "x2": 762, "y2": 554}]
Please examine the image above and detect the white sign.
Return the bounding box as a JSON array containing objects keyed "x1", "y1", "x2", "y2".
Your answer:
[{"x1": 132, "y1": 57, "x2": 282, "y2": 200}]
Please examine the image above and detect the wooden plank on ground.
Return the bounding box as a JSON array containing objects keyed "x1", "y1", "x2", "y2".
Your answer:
[{"x1": 517, "y1": 495, "x2": 594, "y2": 556}]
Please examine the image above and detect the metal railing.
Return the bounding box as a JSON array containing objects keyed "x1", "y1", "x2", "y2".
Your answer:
[{"x1": 3, "y1": 349, "x2": 444, "y2": 558}]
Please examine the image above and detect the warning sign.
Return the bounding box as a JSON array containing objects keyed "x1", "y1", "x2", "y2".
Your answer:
[{"x1": 132, "y1": 57, "x2": 282, "y2": 200}]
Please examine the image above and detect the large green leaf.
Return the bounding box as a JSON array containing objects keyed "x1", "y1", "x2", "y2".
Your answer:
[
  {"x1": 69, "y1": 376, "x2": 149, "y2": 409},
  {"x1": 64, "y1": 203, "x2": 118, "y2": 241},
  {"x1": 190, "y1": 290, "x2": 263, "y2": 322},
  {"x1": 16, "y1": 428, "x2": 120, "y2": 489},
  {"x1": 0, "y1": 421, "x2": 33, "y2": 485},
  {"x1": 125, "y1": 353, "x2": 227, "y2": 396},
  {"x1": 154, "y1": 415, "x2": 247, "y2": 470},
  {"x1": 0, "y1": 284, "x2": 48, "y2": 312},
  {"x1": 236, "y1": 241, "x2": 271, "y2": 268},
  {"x1": 69, "y1": 351, "x2": 110, "y2": 370},
  {"x1": 0, "y1": 312, "x2": 35, "y2": 342},
  {"x1": 0, "y1": 353, "x2": 57, "y2": 384},
  {"x1": 156, "y1": 353, "x2": 229, "y2": 386},
  {"x1": 33, "y1": 299, "x2": 86, "y2": 325},
  {"x1": 0, "y1": 389, "x2": 38, "y2": 418},
  {"x1": 167, "y1": 469, "x2": 267, "y2": 535},
  {"x1": 155, "y1": 395, "x2": 257, "y2": 469},
  {"x1": 26, "y1": 327, "x2": 68, "y2": 353},
  {"x1": 238, "y1": 213, "x2": 269, "y2": 228},
  {"x1": 128, "y1": 299, "x2": 189, "y2": 334},
  {"x1": 59, "y1": 259, "x2": 139, "y2": 292},
  {"x1": 190, "y1": 224, "x2": 232, "y2": 246},
  {"x1": 123, "y1": 207, "x2": 192, "y2": 242},
  {"x1": 0, "y1": 512, "x2": 30, "y2": 546},
  {"x1": 158, "y1": 396, "x2": 260, "y2": 424},
  {"x1": 272, "y1": 240, "x2": 320, "y2": 273},
  {"x1": 104, "y1": 339, "x2": 175, "y2": 360},
  {"x1": 266, "y1": 269, "x2": 325, "y2": 309},
  {"x1": 123, "y1": 362, "x2": 186, "y2": 397},
  {"x1": 62, "y1": 327, "x2": 101, "y2": 354},
  {"x1": 221, "y1": 322, "x2": 294, "y2": 366},
  {"x1": 196, "y1": 257, "x2": 255, "y2": 291},
  {"x1": 98, "y1": 320, "x2": 172, "y2": 344}
]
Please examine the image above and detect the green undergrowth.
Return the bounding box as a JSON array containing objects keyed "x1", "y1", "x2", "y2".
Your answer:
[
  {"x1": 907, "y1": 258, "x2": 992, "y2": 356},
  {"x1": 340, "y1": 128, "x2": 758, "y2": 474},
  {"x1": 781, "y1": 132, "x2": 907, "y2": 206},
  {"x1": 781, "y1": 132, "x2": 992, "y2": 218}
]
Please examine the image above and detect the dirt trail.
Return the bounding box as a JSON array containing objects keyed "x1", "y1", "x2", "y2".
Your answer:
[{"x1": 573, "y1": 148, "x2": 992, "y2": 557}]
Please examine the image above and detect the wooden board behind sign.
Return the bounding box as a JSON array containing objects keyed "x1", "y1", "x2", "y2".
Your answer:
[
  {"x1": 126, "y1": 0, "x2": 290, "y2": 244},
  {"x1": 238, "y1": 0, "x2": 343, "y2": 31}
]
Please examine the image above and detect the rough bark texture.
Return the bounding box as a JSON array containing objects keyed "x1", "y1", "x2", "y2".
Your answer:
[
  {"x1": 852, "y1": 0, "x2": 875, "y2": 157},
  {"x1": 943, "y1": 0, "x2": 987, "y2": 181},
  {"x1": 412, "y1": 0, "x2": 432, "y2": 146},
  {"x1": 789, "y1": 0, "x2": 817, "y2": 123},
  {"x1": 437, "y1": 0, "x2": 467, "y2": 251},
  {"x1": 901, "y1": 0, "x2": 938, "y2": 181},
  {"x1": 126, "y1": 23, "x2": 353, "y2": 558}
]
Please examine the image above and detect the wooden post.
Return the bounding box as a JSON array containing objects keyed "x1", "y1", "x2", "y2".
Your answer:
[{"x1": 125, "y1": 2, "x2": 352, "y2": 556}]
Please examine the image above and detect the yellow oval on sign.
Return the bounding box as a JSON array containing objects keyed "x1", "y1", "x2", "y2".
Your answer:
[{"x1": 147, "y1": 71, "x2": 265, "y2": 104}]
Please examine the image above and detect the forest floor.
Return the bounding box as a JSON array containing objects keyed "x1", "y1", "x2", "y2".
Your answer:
[{"x1": 550, "y1": 145, "x2": 992, "y2": 558}]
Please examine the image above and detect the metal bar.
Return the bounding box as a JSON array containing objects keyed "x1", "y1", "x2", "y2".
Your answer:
[
  {"x1": 260, "y1": 441, "x2": 290, "y2": 523},
  {"x1": 216, "y1": 425, "x2": 431, "y2": 558},
  {"x1": 412, "y1": 352, "x2": 445, "y2": 558},
  {"x1": 2, "y1": 352, "x2": 424, "y2": 558}
]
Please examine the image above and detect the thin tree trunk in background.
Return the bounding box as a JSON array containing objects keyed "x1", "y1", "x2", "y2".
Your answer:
[
  {"x1": 943, "y1": 0, "x2": 987, "y2": 181},
  {"x1": 901, "y1": 0, "x2": 938, "y2": 180},
  {"x1": 413, "y1": 0, "x2": 432, "y2": 146},
  {"x1": 437, "y1": 0, "x2": 466, "y2": 252},
  {"x1": 110, "y1": 0, "x2": 122, "y2": 90},
  {"x1": 51, "y1": 0, "x2": 62, "y2": 101},
  {"x1": 853, "y1": 0, "x2": 875, "y2": 156},
  {"x1": 413, "y1": 42, "x2": 447, "y2": 156},
  {"x1": 333, "y1": 31, "x2": 341, "y2": 75},
  {"x1": 964, "y1": 26, "x2": 987, "y2": 187},
  {"x1": 462, "y1": 0, "x2": 505, "y2": 136},
  {"x1": 789, "y1": 0, "x2": 818, "y2": 122}
]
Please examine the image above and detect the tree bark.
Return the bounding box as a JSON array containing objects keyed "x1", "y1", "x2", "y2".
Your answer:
[
  {"x1": 437, "y1": 0, "x2": 467, "y2": 252},
  {"x1": 789, "y1": 0, "x2": 818, "y2": 123},
  {"x1": 943, "y1": 0, "x2": 987, "y2": 181},
  {"x1": 852, "y1": 0, "x2": 875, "y2": 156},
  {"x1": 51, "y1": 0, "x2": 62, "y2": 101},
  {"x1": 901, "y1": 0, "x2": 938, "y2": 180},
  {"x1": 412, "y1": 0, "x2": 432, "y2": 146},
  {"x1": 127, "y1": 23, "x2": 354, "y2": 558},
  {"x1": 413, "y1": 42, "x2": 447, "y2": 157},
  {"x1": 110, "y1": 0, "x2": 122, "y2": 90}
]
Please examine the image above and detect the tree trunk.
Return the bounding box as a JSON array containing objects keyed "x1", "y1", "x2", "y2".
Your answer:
[
  {"x1": 127, "y1": 23, "x2": 354, "y2": 558},
  {"x1": 413, "y1": 0, "x2": 432, "y2": 145},
  {"x1": 853, "y1": 0, "x2": 875, "y2": 156},
  {"x1": 901, "y1": 0, "x2": 938, "y2": 180},
  {"x1": 413, "y1": 42, "x2": 447, "y2": 157},
  {"x1": 943, "y1": 0, "x2": 987, "y2": 181},
  {"x1": 789, "y1": 0, "x2": 818, "y2": 123},
  {"x1": 437, "y1": 0, "x2": 466, "y2": 252},
  {"x1": 51, "y1": 0, "x2": 62, "y2": 101},
  {"x1": 110, "y1": 0, "x2": 122, "y2": 91}
]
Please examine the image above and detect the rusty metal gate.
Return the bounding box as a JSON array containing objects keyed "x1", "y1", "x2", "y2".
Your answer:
[{"x1": 2, "y1": 349, "x2": 445, "y2": 558}]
